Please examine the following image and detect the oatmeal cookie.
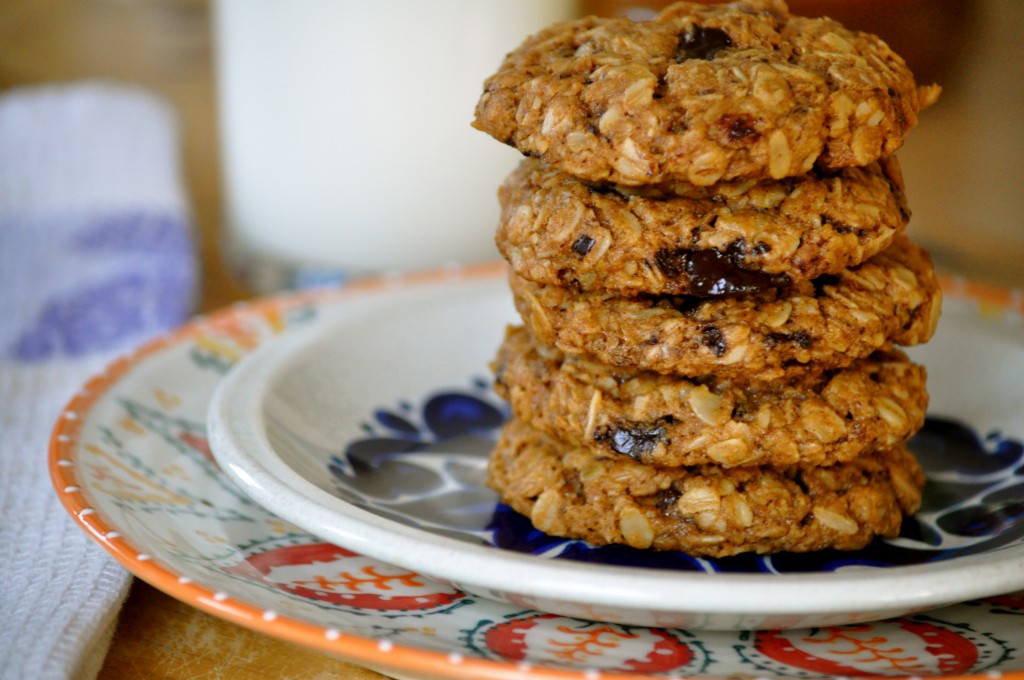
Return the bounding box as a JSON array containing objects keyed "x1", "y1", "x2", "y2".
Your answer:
[
  {"x1": 498, "y1": 157, "x2": 909, "y2": 295},
  {"x1": 488, "y1": 419, "x2": 924, "y2": 557},
  {"x1": 493, "y1": 325, "x2": 927, "y2": 468},
  {"x1": 473, "y1": 0, "x2": 939, "y2": 186},
  {"x1": 512, "y1": 235, "x2": 941, "y2": 380}
]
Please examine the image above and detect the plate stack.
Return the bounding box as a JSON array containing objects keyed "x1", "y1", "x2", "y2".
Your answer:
[{"x1": 472, "y1": 0, "x2": 943, "y2": 557}]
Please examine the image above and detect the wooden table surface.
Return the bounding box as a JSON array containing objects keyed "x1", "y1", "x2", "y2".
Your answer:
[{"x1": 1, "y1": 2, "x2": 1021, "y2": 679}]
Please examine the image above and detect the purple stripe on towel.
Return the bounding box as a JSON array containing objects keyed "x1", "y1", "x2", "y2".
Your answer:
[{"x1": 7, "y1": 211, "x2": 195, "y2": 361}]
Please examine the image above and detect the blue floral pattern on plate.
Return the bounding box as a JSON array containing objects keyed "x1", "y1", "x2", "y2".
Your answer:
[{"x1": 328, "y1": 382, "x2": 1024, "y2": 575}]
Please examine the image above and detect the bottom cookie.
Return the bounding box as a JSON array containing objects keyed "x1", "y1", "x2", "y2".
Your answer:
[{"x1": 488, "y1": 419, "x2": 924, "y2": 558}]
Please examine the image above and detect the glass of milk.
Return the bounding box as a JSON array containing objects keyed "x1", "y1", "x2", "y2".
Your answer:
[{"x1": 213, "y1": 0, "x2": 579, "y2": 292}]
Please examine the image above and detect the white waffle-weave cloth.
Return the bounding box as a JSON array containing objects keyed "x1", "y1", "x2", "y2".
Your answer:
[{"x1": 0, "y1": 81, "x2": 197, "y2": 679}]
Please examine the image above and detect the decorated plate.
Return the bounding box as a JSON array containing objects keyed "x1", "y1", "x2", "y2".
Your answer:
[
  {"x1": 208, "y1": 264, "x2": 1024, "y2": 630},
  {"x1": 52, "y1": 265, "x2": 1024, "y2": 679}
]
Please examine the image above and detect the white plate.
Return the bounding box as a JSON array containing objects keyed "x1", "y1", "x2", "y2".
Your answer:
[{"x1": 208, "y1": 270, "x2": 1024, "y2": 630}]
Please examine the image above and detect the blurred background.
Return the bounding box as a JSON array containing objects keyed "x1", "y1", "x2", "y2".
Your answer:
[{"x1": 0, "y1": 1, "x2": 1020, "y2": 675}]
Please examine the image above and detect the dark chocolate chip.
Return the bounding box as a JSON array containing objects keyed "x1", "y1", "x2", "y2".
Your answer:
[
  {"x1": 594, "y1": 421, "x2": 667, "y2": 461},
  {"x1": 700, "y1": 325, "x2": 728, "y2": 357},
  {"x1": 655, "y1": 487, "x2": 682, "y2": 513},
  {"x1": 654, "y1": 247, "x2": 790, "y2": 296},
  {"x1": 676, "y1": 25, "x2": 733, "y2": 61},
  {"x1": 572, "y1": 234, "x2": 596, "y2": 256},
  {"x1": 791, "y1": 330, "x2": 813, "y2": 349},
  {"x1": 717, "y1": 113, "x2": 760, "y2": 142},
  {"x1": 767, "y1": 331, "x2": 814, "y2": 349}
]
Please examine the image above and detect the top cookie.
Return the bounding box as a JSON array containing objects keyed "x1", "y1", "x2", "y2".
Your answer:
[{"x1": 473, "y1": 0, "x2": 939, "y2": 186}]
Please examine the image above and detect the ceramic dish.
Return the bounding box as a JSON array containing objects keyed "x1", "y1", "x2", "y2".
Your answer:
[
  {"x1": 52, "y1": 265, "x2": 1024, "y2": 679},
  {"x1": 207, "y1": 266, "x2": 1024, "y2": 630}
]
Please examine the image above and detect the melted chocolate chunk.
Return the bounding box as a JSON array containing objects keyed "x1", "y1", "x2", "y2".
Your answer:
[
  {"x1": 572, "y1": 234, "x2": 596, "y2": 256},
  {"x1": 654, "y1": 247, "x2": 790, "y2": 296},
  {"x1": 700, "y1": 325, "x2": 728, "y2": 357},
  {"x1": 594, "y1": 421, "x2": 667, "y2": 461},
  {"x1": 676, "y1": 25, "x2": 733, "y2": 61}
]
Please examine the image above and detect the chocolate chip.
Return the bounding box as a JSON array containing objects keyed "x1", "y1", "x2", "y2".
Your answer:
[
  {"x1": 767, "y1": 331, "x2": 814, "y2": 349},
  {"x1": 792, "y1": 330, "x2": 813, "y2": 349},
  {"x1": 717, "y1": 113, "x2": 760, "y2": 142},
  {"x1": 676, "y1": 25, "x2": 733, "y2": 61},
  {"x1": 572, "y1": 234, "x2": 596, "y2": 256},
  {"x1": 655, "y1": 487, "x2": 682, "y2": 513},
  {"x1": 594, "y1": 421, "x2": 667, "y2": 461},
  {"x1": 700, "y1": 325, "x2": 728, "y2": 357},
  {"x1": 654, "y1": 247, "x2": 790, "y2": 296}
]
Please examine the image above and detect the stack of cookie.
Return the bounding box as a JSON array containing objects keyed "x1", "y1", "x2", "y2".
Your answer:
[{"x1": 472, "y1": 0, "x2": 942, "y2": 557}]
